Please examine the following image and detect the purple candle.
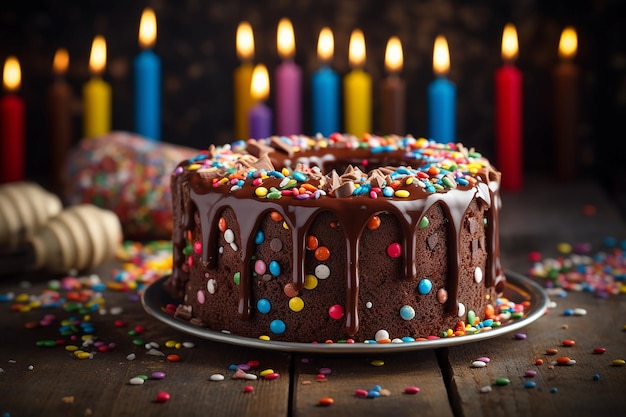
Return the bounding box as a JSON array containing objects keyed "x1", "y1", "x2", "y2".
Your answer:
[
  {"x1": 274, "y1": 18, "x2": 301, "y2": 136},
  {"x1": 248, "y1": 64, "x2": 272, "y2": 139}
]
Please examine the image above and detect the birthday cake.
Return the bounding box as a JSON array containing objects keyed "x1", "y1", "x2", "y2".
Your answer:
[{"x1": 164, "y1": 134, "x2": 506, "y2": 343}]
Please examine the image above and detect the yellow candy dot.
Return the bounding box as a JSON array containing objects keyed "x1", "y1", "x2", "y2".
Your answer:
[
  {"x1": 557, "y1": 242, "x2": 572, "y2": 254},
  {"x1": 259, "y1": 335, "x2": 270, "y2": 341},
  {"x1": 394, "y1": 189, "x2": 410, "y2": 198},
  {"x1": 304, "y1": 274, "x2": 318, "y2": 290},
  {"x1": 188, "y1": 163, "x2": 201, "y2": 171},
  {"x1": 612, "y1": 359, "x2": 626, "y2": 367},
  {"x1": 165, "y1": 340, "x2": 177, "y2": 348},
  {"x1": 255, "y1": 187, "x2": 268, "y2": 198},
  {"x1": 259, "y1": 369, "x2": 274, "y2": 376},
  {"x1": 289, "y1": 297, "x2": 304, "y2": 312},
  {"x1": 405, "y1": 177, "x2": 414, "y2": 185},
  {"x1": 370, "y1": 360, "x2": 385, "y2": 367},
  {"x1": 282, "y1": 221, "x2": 289, "y2": 230}
]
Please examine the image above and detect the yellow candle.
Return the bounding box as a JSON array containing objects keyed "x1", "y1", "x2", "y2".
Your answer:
[
  {"x1": 83, "y1": 35, "x2": 111, "y2": 138},
  {"x1": 234, "y1": 22, "x2": 255, "y2": 140},
  {"x1": 344, "y1": 29, "x2": 371, "y2": 138}
]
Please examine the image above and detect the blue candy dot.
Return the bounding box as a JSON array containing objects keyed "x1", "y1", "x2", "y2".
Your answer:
[
  {"x1": 269, "y1": 319, "x2": 286, "y2": 334},
  {"x1": 400, "y1": 305, "x2": 416, "y2": 320},
  {"x1": 269, "y1": 260, "x2": 281, "y2": 276},
  {"x1": 255, "y1": 230, "x2": 265, "y2": 245},
  {"x1": 418, "y1": 278, "x2": 432, "y2": 295},
  {"x1": 257, "y1": 298, "x2": 271, "y2": 314},
  {"x1": 524, "y1": 381, "x2": 536, "y2": 389}
]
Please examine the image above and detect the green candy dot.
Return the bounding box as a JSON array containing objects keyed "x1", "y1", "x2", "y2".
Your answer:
[
  {"x1": 233, "y1": 272, "x2": 241, "y2": 285},
  {"x1": 419, "y1": 216, "x2": 429, "y2": 229}
]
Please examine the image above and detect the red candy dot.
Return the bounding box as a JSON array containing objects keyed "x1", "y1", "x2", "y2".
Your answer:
[
  {"x1": 193, "y1": 241, "x2": 202, "y2": 254},
  {"x1": 155, "y1": 391, "x2": 171, "y2": 403},
  {"x1": 328, "y1": 304, "x2": 344, "y2": 320},
  {"x1": 593, "y1": 347, "x2": 607, "y2": 354},
  {"x1": 528, "y1": 251, "x2": 542, "y2": 262},
  {"x1": 562, "y1": 339, "x2": 576, "y2": 347},
  {"x1": 306, "y1": 235, "x2": 319, "y2": 250},
  {"x1": 387, "y1": 242, "x2": 402, "y2": 258}
]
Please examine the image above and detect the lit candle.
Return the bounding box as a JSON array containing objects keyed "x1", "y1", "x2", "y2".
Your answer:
[
  {"x1": 0, "y1": 56, "x2": 25, "y2": 183},
  {"x1": 428, "y1": 35, "x2": 455, "y2": 143},
  {"x1": 380, "y1": 36, "x2": 405, "y2": 135},
  {"x1": 83, "y1": 35, "x2": 111, "y2": 138},
  {"x1": 134, "y1": 7, "x2": 161, "y2": 141},
  {"x1": 344, "y1": 29, "x2": 371, "y2": 138},
  {"x1": 48, "y1": 48, "x2": 73, "y2": 190},
  {"x1": 495, "y1": 23, "x2": 523, "y2": 191},
  {"x1": 234, "y1": 21, "x2": 255, "y2": 140},
  {"x1": 554, "y1": 26, "x2": 579, "y2": 181},
  {"x1": 311, "y1": 27, "x2": 339, "y2": 136},
  {"x1": 248, "y1": 64, "x2": 272, "y2": 139},
  {"x1": 275, "y1": 18, "x2": 301, "y2": 136}
]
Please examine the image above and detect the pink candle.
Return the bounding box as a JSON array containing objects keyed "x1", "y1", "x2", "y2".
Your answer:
[
  {"x1": 274, "y1": 18, "x2": 301, "y2": 136},
  {"x1": 495, "y1": 23, "x2": 523, "y2": 191},
  {"x1": 0, "y1": 56, "x2": 25, "y2": 183}
]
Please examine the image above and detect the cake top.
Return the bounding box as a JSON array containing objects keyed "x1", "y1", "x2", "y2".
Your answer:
[{"x1": 173, "y1": 134, "x2": 498, "y2": 200}]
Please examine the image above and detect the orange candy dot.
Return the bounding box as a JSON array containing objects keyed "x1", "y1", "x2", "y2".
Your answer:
[
  {"x1": 535, "y1": 358, "x2": 544, "y2": 365},
  {"x1": 284, "y1": 283, "x2": 298, "y2": 298},
  {"x1": 270, "y1": 211, "x2": 283, "y2": 222},
  {"x1": 556, "y1": 356, "x2": 571, "y2": 365},
  {"x1": 306, "y1": 235, "x2": 319, "y2": 251},
  {"x1": 367, "y1": 215, "x2": 381, "y2": 230},
  {"x1": 314, "y1": 246, "x2": 330, "y2": 261},
  {"x1": 218, "y1": 217, "x2": 227, "y2": 232},
  {"x1": 167, "y1": 354, "x2": 181, "y2": 362}
]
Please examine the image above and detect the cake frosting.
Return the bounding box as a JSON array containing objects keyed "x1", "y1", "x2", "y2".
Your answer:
[{"x1": 164, "y1": 133, "x2": 506, "y2": 343}]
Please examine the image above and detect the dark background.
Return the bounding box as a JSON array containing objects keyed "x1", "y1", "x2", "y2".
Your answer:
[{"x1": 0, "y1": 0, "x2": 625, "y2": 215}]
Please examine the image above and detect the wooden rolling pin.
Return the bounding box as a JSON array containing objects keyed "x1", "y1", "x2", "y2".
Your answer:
[
  {"x1": 0, "y1": 182, "x2": 63, "y2": 247},
  {"x1": 0, "y1": 204, "x2": 122, "y2": 276}
]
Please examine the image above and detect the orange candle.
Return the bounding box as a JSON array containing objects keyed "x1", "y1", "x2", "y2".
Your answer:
[
  {"x1": 0, "y1": 56, "x2": 25, "y2": 183},
  {"x1": 234, "y1": 22, "x2": 255, "y2": 140},
  {"x1": 48, "y1": 48, "x2": 73, "y2": 190},
  {"x1": 554, "y1": 26, "x2": 579, "y2": 181},
  {"x1": 344, "y1": 29, "x2": 371, "y2": 138},
  {"x1": 380, "y1": 36, "x2": 405, "y2": 135}
]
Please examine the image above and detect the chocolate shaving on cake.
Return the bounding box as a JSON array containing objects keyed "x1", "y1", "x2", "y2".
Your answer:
[
  {"x1": 333, "y1": 181, "x2": 356, "y2": 198},
  {"x1": 270, "y1": 136, "x2": 295, "y2": 157},
  {"x1": 246, "y1": 139, "x2": 274, "y2": 158},
  {"x1": 252, "y1": 153, "x2": 275, "y2": 171},
  {"x1": 174, "y1": 304, "x2": 192, "y2": 320},
  {"x1": 197, "y1": 166, "x2": 226, "y2": 179}
]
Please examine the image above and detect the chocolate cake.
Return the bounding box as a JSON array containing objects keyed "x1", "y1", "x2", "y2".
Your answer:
[{"x1": 164, "y1": 134, "x2": 505, "y2": 343}]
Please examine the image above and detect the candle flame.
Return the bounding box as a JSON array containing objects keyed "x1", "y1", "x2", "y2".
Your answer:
[
  {"x1": 277, "y1": 18, "x2": 295, "y2": 59},
  {"x1": 89, "y1": 35, "x2": 107, "y2": 76},
  {"x1": 501, "y1": 23, "x2": 519, "y2": 62},
  {"x1": 385, "y1": 36, "x2": 403, "y2": 73},
  {"x1": 250, "y1": 64, "x2": 269, "y2": 102},
  {"x1": 558, "y1": 26, "x2": 577, "y2": 59},
  {"x1": 52, "y1": 48, "x2": 69, "y2": 75},
  {"x1": 349, "y1": 29, "x2": 366, "y2": 68},
  {"x1": 433, "y1": 35, "x2": 450, "y2": 76},
  {"x1": 236, "y1": 21, "x2": 255, "y2": 61},
  {"x1": 139, "y1": 7, "x2": 157, "y2": 49},
  {"x1": 3, "y1": 56, "x2": 21, "y2": 92},
  {"x1": 317, "y1": 27, "x2": 334, "y2": 63}
]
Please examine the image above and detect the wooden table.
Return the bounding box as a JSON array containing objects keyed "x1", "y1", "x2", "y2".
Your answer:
[{"x1": 1, "y1": 178, "x2": 625, "y2": 417}]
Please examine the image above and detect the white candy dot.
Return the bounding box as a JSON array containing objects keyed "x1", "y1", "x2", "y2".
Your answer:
[
  {"x1": 374, "y1": 329, "x2": 390, "y2": 341},
  {"x1": 224, "y1": 229, "x2": 235, "y2": 243},
  {"x1": 210, "y1": 374, "x2": 225, "y2": 381},
  {"x1": 573, "y1": 308, "x2": 587, "y2": 316},
  {"x1": 314, "y1": 264, "x2": 331, "y2": 279},
  {"x1": 457, "y1": 302, "x2": 466, "y2": 318},
  {"x1": 366, "y1": 301, "x2": 373, "y2": 309},
  {"x1": 126, "y1": 353, "x2": 136, "y2": 361},
  {"x1": 230, "y1": 242, "x2": 239, "y2": 251},
  {"x1": 472, "y1": 360, "x2": 487, "y2": 368},
  {"x1": 129, "y1": 377, "x2": 145, "y2": 385},
  {"x1": 474, "y1": 267, "x2": 483, "y2": 283},
  {"x1": 207, "y1": 279, "x2": 216, "y2": 294}
]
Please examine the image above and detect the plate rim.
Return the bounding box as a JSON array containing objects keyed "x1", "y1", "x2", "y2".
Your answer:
[{"x1": 141, "y1": 270, "x2": 549, "y2": 353}]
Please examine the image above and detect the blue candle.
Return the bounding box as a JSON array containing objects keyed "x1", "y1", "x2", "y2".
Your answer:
[
  {"x1": 134, "y1": 8, "x2": 160, "y2": 141},
  {"x1": 311, "y1": 66, "x2": 339, "y2": 137},
  {"x1": 428, "y1": 35, "x2": 455, "y2": 143},
  {"x1": 248, "y1": 64, "x2": 272, "y2": 139},
  {"x1": 311, "y1": 27, "x2": 339, "y2": 136}
]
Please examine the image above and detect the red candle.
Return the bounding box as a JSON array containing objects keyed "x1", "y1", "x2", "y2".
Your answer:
[
  {"x1": 495, "y1": 23, "x2": 523, "y2": 191},
  {"x1": 48, "y1": 48, "x2": 74, "y2": 191},
  {"x1": 554, "y1": 27, "x2": 579, "y2": 181},
  {"x1": 0, "y1": 56, "x2": 25, "y2": 183},
  {"x1": 380, "y1": 36, "x2": 405, "y2": 135}
]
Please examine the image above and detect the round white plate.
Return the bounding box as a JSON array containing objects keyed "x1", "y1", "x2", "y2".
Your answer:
[{"x1": 141, "y1": 270, "x2": 549, "y2": 353}]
